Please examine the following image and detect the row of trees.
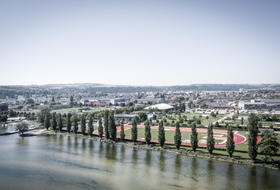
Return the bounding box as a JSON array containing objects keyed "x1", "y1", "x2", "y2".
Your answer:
[
  {"x1": 34, "y1": 106, "x2": 280, "y2": 162},
  {"x1": 43, "y1": 112, "x2": 96, "y2": 137}
]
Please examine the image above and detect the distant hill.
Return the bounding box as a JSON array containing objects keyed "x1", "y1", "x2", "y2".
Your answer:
[{"x1": 0, "y1": 83, "x2": 279, "y2": 98}]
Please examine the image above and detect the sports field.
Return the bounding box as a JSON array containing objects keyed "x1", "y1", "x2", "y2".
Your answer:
[{"x1": 111, "y1": 125, "x2": 246, "y2": 147}]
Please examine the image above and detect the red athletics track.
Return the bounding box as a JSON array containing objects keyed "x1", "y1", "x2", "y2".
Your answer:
[{"x1": 93, "y1": 126, "x2": 246, "y2": 147}]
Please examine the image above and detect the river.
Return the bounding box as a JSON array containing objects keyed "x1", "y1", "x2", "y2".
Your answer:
[{"x1": 0, "y1": 134, "x2": 279, "y2": 190}]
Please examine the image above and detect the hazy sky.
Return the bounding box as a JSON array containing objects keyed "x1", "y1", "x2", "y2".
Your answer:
[{"x1": 1, "y1": 0, "x2": 279, "y2": 86}]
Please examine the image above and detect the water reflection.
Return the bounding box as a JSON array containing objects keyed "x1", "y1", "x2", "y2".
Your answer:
[
  {"x1": 104, "y1": 143, "x2": 117, "y2": 161},
  {"x1": 67, "y1": 136, "x2": 71, "y2": 150},
  {"x1": 145, "y1": 149, "x2": 151, "y2": 166},
  {"x1": 1, "y1": 135, "x2": 280, "y2": 190},
  {"x1": 191, "y1": 158, "x2": 198, "y2": 188},
  {"x1": 174, "y1": 154, "x2": 181, "y2": 179},
  {"x1": 89, "y1": 139, "x2": 94, "y2": 155},
  {"x1": 51, "y1": 134, "x2": 57, "y2": 144},
  {"x1": 248, "y1": 166, "x2": 257, "y2": 190},
  {"x1": 226, "y1": 164, "x2": 234, "y2": 189},
  {"x1": 82, "y1": 138, "x2": 86, "y2": 149},
  {"x1": 207, "y1": 160, "x2": 214, "y2": 187},
  {"x1": 98, "y1": 142, "x2": 103, "y2": 159},
  {"x1": 145, "y1": 149, "x2": 151, "y2": 174},
  {"x1": 74, "y1": 137, "x2": 79, "y2": 150},
  {"x1": 120, "y1": 145, "x2": 125, "y2": 162},
  {"x1": 81, "y1": 138, "x2": 86, "y2": 157},
  {"x1": 17, "y1": 136, "x2": 28, "y2": 146},
  {"x1": 58, "y1": 135, "x2": 63, "y2": 147},
  {"x1": 158, "y1": 151, "x2": 165, "y2": 172},
  {"x1": 258, "y1": 168, "x2": 280, "y2": 189}
]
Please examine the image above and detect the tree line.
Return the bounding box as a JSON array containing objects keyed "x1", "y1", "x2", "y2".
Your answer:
[{"x1": 15, "y1": 108, "x2": 280, "y2": 163}]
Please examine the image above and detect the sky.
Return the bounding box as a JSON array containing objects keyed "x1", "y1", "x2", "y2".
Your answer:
[{"x1": 1, "y1": 0, "x2": 280, "y2": 86}]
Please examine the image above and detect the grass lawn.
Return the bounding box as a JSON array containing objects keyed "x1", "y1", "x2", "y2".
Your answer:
[
  {"x1": 152, "y1": 112, "x2": 224, "y2": 127},
  {"x1": 118, "y1": 127, "x2": 226, "y2": 144}
]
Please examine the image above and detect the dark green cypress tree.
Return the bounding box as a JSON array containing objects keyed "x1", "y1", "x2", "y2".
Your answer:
[
  {"x1": 131, "y1": 118, "x2": 138, "y2": 143},
  {"x1": 51, "y1": 113, "x2": 57, "y2": 131},
  {"x1": 73, "y1": 115, "x2": 79, "y2": 134},
  {"x1": 66, "y1": 113, "x2": 71, "y2": 133},
  {"x1": 158, "y1": 120, "x2": 165, "y2": 148},
  {"x1": 88, "y1": 115, "x2": 94, "y2": 137},
  {"x1": 207, "y1": 123, "x2": 215, "y2": 154},
  {"x1": 81, "y1": 114, "x2": 86, "y2": 135},
  {"x1": 247, "y1": 113, "x2": 258, "y2": 161},
  {"x1": 145, "y1": 120, "x2": 151, "y2": 145},
  {"x1": 226, "y1": 124, "x2": 235, "y2": 157},
  {"x1": 120, "y1": 118, "x2": 125, "y2": 141},
  {"x1": 98, "y1": 118, "x2": 103, "y2": 139},
  {"x1": 104, "y1": 110, "x2": 109, "y2": 139},
  {"x1": 174, "y1": 122, "x2": 181, "y2": 150},
  {"x1": 44, "y1": 113, "x2": 50, "y2": 130},
  {"x1": 109, "y1": 112, "x2": 116, "y2": 140},
  {"x1": 58, "y1": 113, "x2": 63, "y2": 132},
  {"x1": 191, "y1": 122, "x2": 198, "y2": 152}
]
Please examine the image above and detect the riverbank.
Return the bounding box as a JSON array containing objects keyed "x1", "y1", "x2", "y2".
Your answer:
[{"x1": 35, "y1": 129, "x2": 280, "y2": 170}]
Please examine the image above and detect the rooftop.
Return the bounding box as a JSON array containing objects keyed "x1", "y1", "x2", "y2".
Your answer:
[{"x1": 144, "y1": 103, "x2": 174, "y2": 110}]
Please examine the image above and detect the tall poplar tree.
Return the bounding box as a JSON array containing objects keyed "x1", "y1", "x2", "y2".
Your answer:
[
  {"x1": 207, "y1": 123, "x2": 215, "y2": 154},
  {"x1": 67, "y1": 113, "x2": 71, "y2": 133},
  {"x1": 226, "y1": 124, "x2": 235, "y2": 157},
  {"x1": 44, "y1": 113, "x2": 50, "y2": 130},
  {"x1": 104, "y1": 110, "x2": 109, "y2": 139},
  {"x1": 98, "y1": 118, "x2": 103, "y2": 139},
  {"x1": 120, "y1": 118, "x2": 125, "y2": 141},
  {"x1": 88, "y1": 115, "x2": 94, "y2": 137},
  {"x1": 109, "y1": 112, "x2": 116, "y2": 140},
  {"x1": 73, "y1": 115, "x2": 78, "y2": 134},
  {"x1": 51, "y1": 113, "x2": 57, "y2": 131},
  {"x1": 247, "y1": 113, "x2": 258, "y2": 161},
  {"x1": 58, "y1": 113, "x2": 63, "y2": 132},
  {"x1": 145, "y1": 120, "x2": 151, "y2": 145},
  {"x1": 174, "y1": 122, "x2": 181, "y2": 150},
  {"x1": 131, "y1": 118, "x2": 138, "y2": 143},
  {"x1": 191, "y1": 122, "x2": 198, "y2": 152},
  {"x1": 158, "y1": 120, "x2": 165, "y2": 148},
  {"x1": 81, "y1": 114, "x2": 86, "y2": 135}
]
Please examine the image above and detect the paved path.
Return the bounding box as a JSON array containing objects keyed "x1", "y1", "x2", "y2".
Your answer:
[{"x1": 209, "y1": 112, "x2": 235, "y2": 127}]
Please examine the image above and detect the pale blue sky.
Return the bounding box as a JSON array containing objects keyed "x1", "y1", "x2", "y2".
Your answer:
[{"x1": 1, "y1": 0, "x2": 279, "y2": 86}]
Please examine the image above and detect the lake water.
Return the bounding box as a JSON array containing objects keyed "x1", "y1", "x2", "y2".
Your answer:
[
  {"x1": 0, "y1": 123, "x2": 36, "y2": 134},
  {"x1": 0, "y1": 134, "x2": 279, "y2": 190}
]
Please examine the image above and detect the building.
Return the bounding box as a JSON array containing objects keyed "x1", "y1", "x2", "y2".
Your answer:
[
  {"x1": 110, "y1": 98, "x2": 131, "y2": 105},
  {"x1": 239, "y1": 99, "x2": 280, "y2": 110},
  {"x1": 144, "y1": 103, "x2": 174, "y2": 112},
  {"x1": 114, "y1": 114, "x2": 138, "y2": 123}
]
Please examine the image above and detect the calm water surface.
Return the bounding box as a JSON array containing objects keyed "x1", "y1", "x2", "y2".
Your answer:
[{"x1": 0, "y1": 134, "x2": 279, "y2": 190}]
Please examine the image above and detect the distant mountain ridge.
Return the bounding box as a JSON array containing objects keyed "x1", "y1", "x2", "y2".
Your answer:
[{"x1": 0, "y1": 84, "x2": 279, "y2": 98}]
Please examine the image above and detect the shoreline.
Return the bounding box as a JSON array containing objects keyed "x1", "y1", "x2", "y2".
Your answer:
[{"x1": 21, "y1": 129, "x2": 280, "y2": 170}]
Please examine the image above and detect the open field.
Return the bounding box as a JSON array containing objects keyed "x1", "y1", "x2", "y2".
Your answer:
[
  {"x1": 116, "y1": 125, "x2": 246, "y2": 147},
  {"x1": 151, "y1": 112, "x2": 225, "y2": 127}
]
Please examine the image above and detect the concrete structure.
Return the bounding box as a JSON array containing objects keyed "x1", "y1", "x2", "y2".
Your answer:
[
  {"x1": 144, "y1": 103, "x2": 174, "y2": 111},
  {"x1": 7, "y1": 117, "x2": 26, "y2": 122},
  {"x1": 239, "y1": 99, "x2": 280, "y2": 110},
  {"x1": 110, "y1": 98, "x2": 131, "y2": 105}
]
